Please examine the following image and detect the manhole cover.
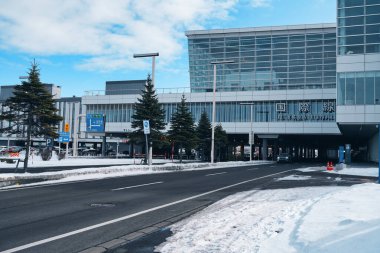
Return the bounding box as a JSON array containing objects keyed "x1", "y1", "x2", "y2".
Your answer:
[{"x1": 90, "y1": 203, "x2": 115, "y2": 207}]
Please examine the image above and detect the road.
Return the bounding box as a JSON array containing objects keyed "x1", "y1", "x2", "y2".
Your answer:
[{"x1": 0, "y1": 162, "x2": 313, "y2": 253}]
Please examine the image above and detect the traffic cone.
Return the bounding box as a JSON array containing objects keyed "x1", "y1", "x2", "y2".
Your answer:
[{"x1": 327, "y1": 161, "x2": 333, "y2": 171}]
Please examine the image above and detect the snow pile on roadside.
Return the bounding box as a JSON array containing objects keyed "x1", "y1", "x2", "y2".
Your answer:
[
  {"x1": 0, "y1": 160, "x2": 272, "y2": 188},
  {"x1": 298, "y1": 165, "x2": 379, "y2": 178},
  {"x1": 156, "y1": 183, "x2": 380, "y2": 253}
]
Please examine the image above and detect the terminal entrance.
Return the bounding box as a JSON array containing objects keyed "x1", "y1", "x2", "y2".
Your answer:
[{"x1": 231, "y1": 134, "x2": 349, "y2": 162}]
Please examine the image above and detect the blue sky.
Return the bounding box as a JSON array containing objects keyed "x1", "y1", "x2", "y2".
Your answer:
[{"x1": 0, "y1": 0, "x2": 336, "y2": 97}]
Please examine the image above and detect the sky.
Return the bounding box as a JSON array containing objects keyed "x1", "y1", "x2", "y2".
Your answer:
[{"x1": 0, "y1": 0, "x2": 337, "y2": 97}]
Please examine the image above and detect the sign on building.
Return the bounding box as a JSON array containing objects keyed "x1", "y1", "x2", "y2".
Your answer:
[{"x1": 276, "y1": 103, "x2": 286, "y2": 112}]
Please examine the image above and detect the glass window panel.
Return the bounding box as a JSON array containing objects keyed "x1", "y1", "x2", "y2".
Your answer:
[
  {"x1": 273, "y1": 42, "x2": 288, "y2": 48},
  {"x1": 366, "y1": 34, "x2": 380, "y2": 44},
  {"x1": 366, "y1": 44, "x2": 380, "y2": 53},
  {"x1": 273, "y1": 55, "x2": 288, "y2": 61},
  {"x1": 339, "y1": 45, "x2": 364, "y2": 54},
  {"x1": 338, "y1": 7, "x2": 364, "y2": 17},
  {"x1": 289, "y1": 53, "x2": 305, "y2": 60},
  {"x1": 366, "y1": 5, "x2": 380, "y2": 15},
  {"x1": 367, "y1": 0, "x2": 379, "y2": 5},
  {"x1": 272, "y1": 49, "x2": 288, "y2": 55},
  {"x1": 290, "y1": 48, "x2": 305, "y2": 54},
  {"x1": 366, "y1": 24, "x2": 380, "y2": 34},
  {"x1": 346, "y1": 73, "x2": 355, "y2": 105},
  {"x1": 338, "y1": 26, "x2": 364, "y2": 36},
  {"x1": 307, "y1": 46, "x2": 323, "y2": 53},
  {"x1": 338, "y1": 16, "x2": 364, "y2": 26},
  {"x1": 366, "y1": 15, "x2": 380, "y2": 25},
  {"x1": 338, "y1": 0, "x2": 363, "y2": 8},
  {"x1": 290, "y1": 41, "x2": 305, "y2": 47},
  {"x1": 356, "y1": 74, "x2": 365, "y2": 104},
  {"x1": 272, "y1": 36, "x2": 288, "y2": 43},
  {"x1": 365, "y1": 72, "x2": 375, "y2": 105},
  {"x1": 240, "y1": 39, "x2": 255, "y2": 46},
  {"x1": 376, "y1": 72, "x2": 380, "y2": 104},
  {"x1": 256, "y1": 49, "x2": 271, "y2": 56},
  {"x1": 306, "y1": 34, "x2": 323, "y2": 40},
  {"x1": 339, "y1": 35, "x2": 364, "y2": 45}
]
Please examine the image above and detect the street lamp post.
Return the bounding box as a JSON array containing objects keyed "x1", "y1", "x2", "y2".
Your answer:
[
  {"x1": 133, "y1": 53, "x2": 159, "y2": 87},
  {"x1": 210, "y1": 60, "x2": 234, "y2": 164},
  {"x1": 240, "y1": 102, "x2": 255, "y2": 162},
  {"x1": 73, "y1": 114, "x2": 86, "y2": 157},
  {"x1": 133, "y1": 52, "x2": 159, "y2": 166}
]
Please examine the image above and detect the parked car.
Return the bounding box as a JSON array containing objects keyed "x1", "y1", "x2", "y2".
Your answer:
[{"x1": 277, "y1": 153, "x2": 292, "y2": 163}]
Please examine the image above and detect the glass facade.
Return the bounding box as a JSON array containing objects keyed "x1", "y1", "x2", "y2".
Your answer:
[
  {"x1": 86, "y1": 99, "x2": 336, "y2": 124},
  {"x1": 338, "y1": 0, "x2": 380, "y2": 55},
  {"x1": 187, "y1": 27, "x2": 336, "y2": 92},
  {"x1": 338, "y1": 71, "x2": 380, "y2": 105}
]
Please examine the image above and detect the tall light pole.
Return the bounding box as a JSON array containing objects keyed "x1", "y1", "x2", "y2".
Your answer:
[
  {"x1": 133, "y1": 53, "x2": 159, "y2": 86},
  {"x1": 133, "y1": 52, "x2": 159, "y2": 166},
  {"x1": 73, "y1": 114, "x2": 86, "y2": 157},
  {"x1": 240, "y1": 102, "x2": 255, "y2": 162},
  {"x1": 210, "y1": 60, "x2": 234, "y2": 163}
]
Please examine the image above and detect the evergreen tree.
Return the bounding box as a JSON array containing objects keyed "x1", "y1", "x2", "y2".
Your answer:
[
  {"x1": 196, "y1": 111, "x2": 211, "y2": 161},
  {"x1": 131, "y1": 75, "x2": 166, "y2": 160},
  {"x1": 168, "y1": 95, "x2": 197, "y2": 163},
  {"x1": 0, "y1": 62, "x2": 63, "y2": 171},
  {"x1": 215, "y1": 124, "x2": 228, "y2": 162}
]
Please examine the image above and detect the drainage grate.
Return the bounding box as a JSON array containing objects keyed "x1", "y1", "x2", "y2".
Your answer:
[{"x1": 90, "y1": 203, "x2": 115, "y2": 207}]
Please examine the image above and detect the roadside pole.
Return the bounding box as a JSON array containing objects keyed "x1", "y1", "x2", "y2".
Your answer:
[
  {"x1": 143, "y1": 120, "x2": 150, "y2": 166},
  {"x1": 378, "y1": 123, "x2": 379, "y2": 184}
]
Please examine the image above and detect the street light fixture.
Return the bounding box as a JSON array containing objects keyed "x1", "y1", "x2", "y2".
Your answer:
[
  {"x1": 210, "y1": 60, "x2": 234, "y2": 164},
  {"x1": 240, "y1": 102, "x2": 255, "y2": 162},
  {"x1": 133, "y1": 52, "x2": 159, "y2": 166},
  {"x1": 133, "y1": 52, "x2": 159, "y2": 87}
]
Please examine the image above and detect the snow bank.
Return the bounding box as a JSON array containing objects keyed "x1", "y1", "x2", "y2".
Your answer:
[
  {"x1": 0, "y1": 160, "x2": 272, "y2": 189},
  {"x1": 157, "y1": 183, "x2": 380, "y2": 253},
  {"x1": 298, "y1": 165, "x2": 379, "y2": 178}
]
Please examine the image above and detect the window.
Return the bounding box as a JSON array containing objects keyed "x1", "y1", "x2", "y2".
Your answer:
[
  {"x1": 365, "y1": 73, "x2": 374, "y2": 105},
  {"x1": 338, "y1": 0, "x2": 364, "y2": 8},
  {"x1": 356, "y1": 73, "x2": 365, "y2": 104},
  {"x1": 345, "y1": 73, "x2": 355, "y2": 105}
]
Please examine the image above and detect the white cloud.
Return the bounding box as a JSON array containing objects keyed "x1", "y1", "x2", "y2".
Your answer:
[
  {"x1": 250, "y1": 0, "x2": 271, "y2": 8},
  {"x1": 0, "y1": 0, "x2": 238, "y2": 71}
]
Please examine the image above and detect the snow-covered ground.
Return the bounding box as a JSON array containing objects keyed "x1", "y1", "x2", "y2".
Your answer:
[
  {"x1": 0, "y1": 158, "x2": 272, "y2": 188},
  {"x1": 156, "y1": 183, "x2": 380, "y2": 253},
  {"x1": 156, "y1": 165, "x2": 380, "y2": 253},
  {"x1": 298, "y1": 164, "x2": 379, "y2": 177}
]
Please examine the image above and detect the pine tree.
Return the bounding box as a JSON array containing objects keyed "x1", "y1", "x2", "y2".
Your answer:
[
  {"x1": 168, "y1": 95, "x2": 198, "y2": 163},
  {"x1": 131, "y1": 75, "x2": 166, "y2": 160},
  {"x1": 0, "y1": 62, "x2": 63, "y2": 171},
  {"x1": 196, "y1": 111, "x2": 211, "y2": 161},
  {"x1": 215, "y1": 124, "x2": 228, "y2": 162}
]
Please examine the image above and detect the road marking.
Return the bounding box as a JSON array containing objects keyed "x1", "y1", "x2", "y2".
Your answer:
[
  {"x1": 1, "y1": 169, "x2": 295, "y2": 253},
  {"x1": 205, "y1": 172, "x2": 227, "y2": 177},
  {"x1": 247, "y1": 168, "x2": 258, "y2": 171},
  {"x1": 112, "y1": 181, "x2": 163, "y2": 191}
]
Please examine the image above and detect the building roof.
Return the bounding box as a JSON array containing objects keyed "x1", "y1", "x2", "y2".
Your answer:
[{"x1": 185, "y1": 23, "x2": 336, "y2": 37}]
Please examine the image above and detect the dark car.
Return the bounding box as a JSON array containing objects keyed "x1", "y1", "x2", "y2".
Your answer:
[{"x1": 277, "y1": 153, "x2": 292, "y2": 163}]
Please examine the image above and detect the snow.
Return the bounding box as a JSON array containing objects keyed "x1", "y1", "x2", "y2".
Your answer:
[
  {"x1": 0, "y1": 159, "x2": 272, "y2": 189},
  {"x1": 156, "y1": 183, "x2": 380, "y2": 253},
  {"x1": 298, "y1": 164, "x2": 379, "y2": 178},
  {"x1": 276, "y1": 175, "x2": 312, "y2": 181}
]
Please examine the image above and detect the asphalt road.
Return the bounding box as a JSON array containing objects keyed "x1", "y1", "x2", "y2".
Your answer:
[{"x1": 0, "y1": 162, "x2": 325, "y2": 253}]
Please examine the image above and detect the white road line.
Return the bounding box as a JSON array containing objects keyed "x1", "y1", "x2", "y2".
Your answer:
[
  {"x1": 247, "y1": 168, "x2": 258, "y2": 171},
  {"x1": 1, "y1": 168, "x2": 296, "y2": 253},
  {"x1": 111, "y1": 181, "x2": 163, "y2": 191},
  {"x1": 205, "y1": 172, "x2": 227, "y2": 177}
]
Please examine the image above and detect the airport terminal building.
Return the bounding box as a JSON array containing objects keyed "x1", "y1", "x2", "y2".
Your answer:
[{"x1": 1, "y1": 0, "x2": 379, "y2": 162}]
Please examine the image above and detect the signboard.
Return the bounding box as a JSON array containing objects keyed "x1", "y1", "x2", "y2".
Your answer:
[
  {"x1": 59, "y1": 132, "x2": 70, "y2": 143},
  {"x1": 59, "y1": 136, "x2": 70, "y2": 143},
  {"x1": 46, "y1": 138, "x2": 53, "y2": 147},
  {"x1": 86, "y1": 114, "x2": 105, "y2": 133},
  {"x1": 143, "y1": 120, "x2": 150, "y2": 134},
  {"x1": 276, "y1": 103, "x2": 286, "y2": 112},
  {"x1": 249, "y1": 131, "x2": 254, "y2": 145}
]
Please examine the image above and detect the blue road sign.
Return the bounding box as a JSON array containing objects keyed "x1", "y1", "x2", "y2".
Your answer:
[
  {"x1": 86, "y1": 114, "x2": 105, "y2": 133},
  {"x1": 58, "y1": 136, "x2": 70, "y2": 143},
  {"x1": 143, "y1": 120, "x2": 150, "y2": 134},
  {"x1": 46, "y1": 138, "x2": 53, "y2": 147}
]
